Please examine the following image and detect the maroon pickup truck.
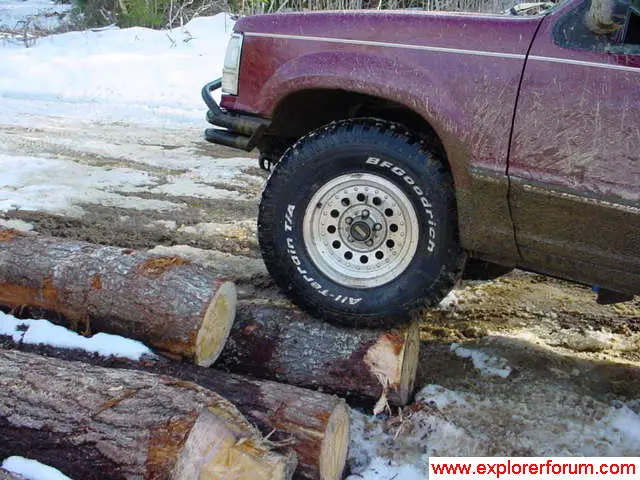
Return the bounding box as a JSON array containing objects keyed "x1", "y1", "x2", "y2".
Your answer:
[{"x1": 201, "y1": 0, "x2": 639, "y2": 326}]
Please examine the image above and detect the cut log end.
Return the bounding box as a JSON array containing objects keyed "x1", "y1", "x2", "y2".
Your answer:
[
  {"x1": 319, "y1": 401, "x2": 350, "y2": 480},
  {"x1": 195, "y1": 281, "x2": 237, "y2": 367},
  {"x1": 397, "y1": 321, "x2": 421, "y2": 405},
  {"x1": 173, "y1": 409, "x2": 296, "y2": 480},
  {"x1": 364, "y1": 322, "x2": 421, "y2": 405}
]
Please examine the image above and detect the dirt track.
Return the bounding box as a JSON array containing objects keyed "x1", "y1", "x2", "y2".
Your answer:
[{"x1": 2, "y1": 119, "x2": 639, "y2": 466}]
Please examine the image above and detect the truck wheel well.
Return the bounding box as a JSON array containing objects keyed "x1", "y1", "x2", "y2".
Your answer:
[{"x1": 261, "y1": 89, "x2": 446, "y2": 162}]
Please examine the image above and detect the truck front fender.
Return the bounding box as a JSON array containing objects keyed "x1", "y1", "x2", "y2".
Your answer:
[{"x1": 257, "y1": 50, "x2": 473, "y2": 188}]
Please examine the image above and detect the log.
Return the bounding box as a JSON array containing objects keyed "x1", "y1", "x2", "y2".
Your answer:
[
  {"x1": 0, "y1": 349, "x2": 296, "y2": 480},
  {"x1": 0, "y1": 470, "x2": 25, "y2": 480},
  {"x1": 0, "y1": 340, "x2": 351, "y2": 480},
  {"x1": 0, "y1": 228, "x2": 236, "y2": 366},
  {"x1": 186, "y1": 369, "x2": 350, "y2": 480},
  {"x1": 216, "y1": 299, "x2": 421, "y2": 405}
]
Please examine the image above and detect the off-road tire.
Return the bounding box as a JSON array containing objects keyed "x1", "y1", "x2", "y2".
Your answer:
[{"x1": 258, "y1": 119, "x2": 465, "y2": 327}]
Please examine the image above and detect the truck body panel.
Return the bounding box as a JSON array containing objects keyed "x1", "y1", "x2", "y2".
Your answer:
[{"x1": 510, "y1": 0, "x2": 640, "y2": 293}]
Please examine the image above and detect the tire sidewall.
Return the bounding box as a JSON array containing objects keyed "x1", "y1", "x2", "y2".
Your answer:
[{"x1": 260, "y1": 126, "x2": 459, "y2": 319}]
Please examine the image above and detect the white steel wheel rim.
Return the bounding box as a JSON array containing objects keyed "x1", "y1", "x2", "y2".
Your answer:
[{"x1": 303, "y1": 172, "x2": 420, "y2": 289}]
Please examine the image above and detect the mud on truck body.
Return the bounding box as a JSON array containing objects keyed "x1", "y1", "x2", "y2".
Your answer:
[{"x1": 201, "y1": 0, "x2": 639, "y2": 327}]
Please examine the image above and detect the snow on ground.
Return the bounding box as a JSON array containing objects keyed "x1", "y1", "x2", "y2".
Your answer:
[
  {"x1": 0, "y1": 0, "x2": 72, "y2": 33},
  {"x1": 0, "y1": 10, "x2": 235, "y2": 127},
  {"x1": 0, "y1": 311, "x2": 153, "y2": 360},
  {"x1": 346, "y1": 381, "x2": 640, "y2": 478},
  {"x1": 450, "y1": 342, "x2": 512, "y2": 378},
  {"x1": 0, "y1": 153, "x2": 179, "y2": 216},
  {"x1": 2, "y1": 456, "x2": 71, "y2": 480},
  {"x1": 0, "y1": 4, "x2": 262, "y2": 220},
  {"x1": 0, "y1": 217, "x2": 33, "y2": 231}
]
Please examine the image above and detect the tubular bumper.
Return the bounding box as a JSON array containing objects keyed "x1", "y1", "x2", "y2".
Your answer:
[{"x1": 201, "y1": 79, "x2": 270, "y2": 151}]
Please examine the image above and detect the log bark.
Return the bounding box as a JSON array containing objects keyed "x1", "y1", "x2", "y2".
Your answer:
[
  {"x1": 216, "y1": 299, "x2": 421, "y2": 405},
  {"x1": 0, "y1": 349, "x2": 296, "y2": 480},
  {"x1": 194, "y1": 369, "x2": 350, "y2": 480},
  {"x1": 0, "y1": 341, "x2": 350, "y2": 480},
  {"x1": 0, "y1": 228, "x2": 236, "y2": 366},
  {"x1": 0, "y1": 470, "x2": 25, "y2": 480}
]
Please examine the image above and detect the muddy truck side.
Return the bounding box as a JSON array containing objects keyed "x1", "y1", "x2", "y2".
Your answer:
[{"x1": 201, "y1": 0, "x2": 640, "y2": 327}]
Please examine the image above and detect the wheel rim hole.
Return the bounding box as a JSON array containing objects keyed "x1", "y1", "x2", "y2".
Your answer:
[
  {"x1": 344, "y1": 251, "x2": 353, "y2": 260},
  {"x1": 390, "y1": 224, "x2": 399, "y2": 233},
  {"x1": 373, "y1": 197, "x2": 382, "y2": 206},
  {"x1": 360, "y1": 255, "x2": 369, "y2": 264},
  {"x1": 332, "y1": 240, "x2": 341, "y2": 249},
  {"x1": 330, "y1": 209, "x2": 340, "y2": 218},
  {"x1": 375, "y1": 251, "x2": 384, "y2": 260},
  {"x1": 357, "y1": 193, "x2": 366, "y2": 202},
  {"x1": 384, "y1": 208, "x2": 393, "y2": 217},
  {"x1": 327, "y1": 225, "x2": 336, "y2": 234},
  {"x1": 341, "y1": 198, "x2": 350, "y2": 207},
  {"x1": 386, "y1": 239, "x2": 395, "y2": 248}
]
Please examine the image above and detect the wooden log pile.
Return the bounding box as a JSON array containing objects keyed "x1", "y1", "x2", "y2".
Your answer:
[
  {"x1": 0, "y1": 349, "x2": 297, "y2": 480},
  {"x1": 0, "y1": 228, "x2": 422, "y2": 479}
]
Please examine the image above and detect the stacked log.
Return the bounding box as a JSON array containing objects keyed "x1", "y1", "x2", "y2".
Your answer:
[
  {"x1": 0, "y1": 229, "x2": 426, "y2": 478},
  {"x1": 170, "y1": 367, "x2": 350, "y2": 480},
  {"x1": 0, "y1": 228, "x2": 236, "y2": 367},
  {"x1": 0, "y1": 339, "x2": 351, "y2": 480},
  {"x1": 216, "y1": 299, "x2": 421, "y2": 405},
  {"x1": 0, "y1": 349, "x2": 296, "y2": 480}
]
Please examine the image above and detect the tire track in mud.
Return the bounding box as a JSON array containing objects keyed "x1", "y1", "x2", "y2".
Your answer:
[{"x1": 0, "y1": 121, "x2": 266, "y2": 261}]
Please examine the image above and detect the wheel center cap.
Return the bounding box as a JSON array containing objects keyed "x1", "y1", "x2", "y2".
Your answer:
[{"x1": 350, "y1": 221, "x2": 371, "y2": 242}]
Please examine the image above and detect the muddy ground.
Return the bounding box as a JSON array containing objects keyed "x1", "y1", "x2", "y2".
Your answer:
[{"x1": 2, "y1": 119, "x2": 639, "y2": 469}]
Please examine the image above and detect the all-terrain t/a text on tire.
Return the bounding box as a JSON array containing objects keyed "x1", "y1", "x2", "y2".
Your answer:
[{"x1": 258, "y1": 119, "x2": 465, "y2": 327}]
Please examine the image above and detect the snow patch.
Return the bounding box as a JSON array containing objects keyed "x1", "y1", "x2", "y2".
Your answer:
[
  {"x1": 437, "y1": 290, "x2": 459, "y2": 310},
  {"x1": 153, "y1": 219, "x2": 178, "y2": 230},
  {"x1": 0, "y1": 154, "x2": 180, "y2": 216},
  {"x1": 0, "y1": 218, "x2": 33, "y2": 232},
  {"x1": 0, "y1": 311, "x2": 152, "y2": 360},
  {"x1": 0, "y1": 0, "x2": 72, "y2": 34},
  {"x1": 450, "y1": 343, "x2": 512, "y2": 378},
  {"x1": 346, "y1": 457, "x2": 425, "y2": 480},
  {"x1": 148, "y1": 157, "x2": 263, "y2": 200},
  {"x1": 347, "y1": 383, "x2": 640, "y2": 477},
  {"x1": 177, "y1": 220, "x2": 257, "y2": 240},
  {"x1": 2, "y1": 456, "x2": 71, "y2": 480},
  {"x1": 150, "y1": 177, "x2": 245, "y2": 200},
  {"x1": 0, "y1": 13, "x2": 235, "y2": 127},
  {"x1": 415, "y1": 384, "x2": 470, "y2": 409}
]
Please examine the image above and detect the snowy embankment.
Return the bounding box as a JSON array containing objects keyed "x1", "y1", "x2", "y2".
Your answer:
[{"x1": 0, "y1": 12, "x2": 234, "y2": 127}]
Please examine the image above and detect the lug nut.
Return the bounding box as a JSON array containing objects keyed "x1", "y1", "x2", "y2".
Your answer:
[
  {"x1": 362, "y1": 209, "x2": 370, "y2": 218},
  {"x1": 345, "y1": 217, "x2": 353, "y2": 225},
  {"x1": 366, "y1": 240, "x2": 374, "y2": 247},
  {"x1": 373, "y1": 223, "x2": 382, "y2": 231}
]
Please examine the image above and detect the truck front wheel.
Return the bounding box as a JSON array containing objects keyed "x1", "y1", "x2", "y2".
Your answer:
[{"x1": 258, "y1": 119, "x2": 465, "y2": 327}]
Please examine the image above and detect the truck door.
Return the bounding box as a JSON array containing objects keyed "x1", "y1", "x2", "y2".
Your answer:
[{"x1": 508, "y1": 0, "x2": 640, "y2": 294}]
